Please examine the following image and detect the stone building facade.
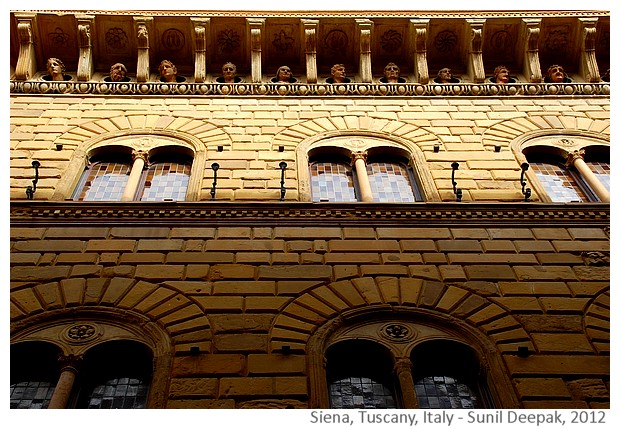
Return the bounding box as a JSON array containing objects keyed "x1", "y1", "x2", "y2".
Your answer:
[{"x1": 9, "y1": 10, "x2": 610, "y2": 409}]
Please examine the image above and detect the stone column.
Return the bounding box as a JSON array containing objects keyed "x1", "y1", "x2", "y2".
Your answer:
[
  {"x1": 48, "y1": 355, "x2": 82, "y2": 409},
  {"x1": 352, "y1": 151, "x2": 373, "y2": 202},
  {"x1": 522, "y1": 18, "x2": 542, "y2": 83},
  {"x1": 191, "y1": 18, "x2": 210, "y2": 83},
  {"x1": 302, "y1": 19, "x2": 319, "y2": 84},
  {"x1": 76, "y1": 15, "x2": 95, "y2": 82},
  {"x1": 410, "y1": 19, "x2": 430, "y2": 84},
  {"x1": 14, "y1": 13, "x2": 37, "y2": 81},
  {"x1": 394, "y1": 358, "x2": 419, "y2": 409},
  {"x1": 566, "y1": 150, "x2": 610, "y2": 203},
  {"x1": 247, "y1": 18, "x2": 265, "y2": 83},
  {"x1": 356, "y1": 20, "x2": 373, "y2": 83},
  {"x1": 121, "y1": 150, "x2": 148, "y2": 201},
  {"x1": 134, "y1": 17, "x2": 153, "y2": 83},
  {"x1": 466, "y1": 19, "x2": 486, "y2": 83}
]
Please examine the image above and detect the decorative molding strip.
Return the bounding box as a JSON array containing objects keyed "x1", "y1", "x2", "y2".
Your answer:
[
  {"x1": 9, "y1": 80, "x2": 611, "y2": 97},
  {"x1": 10, "y1": 201, "x2": 609, "y2": 227}
]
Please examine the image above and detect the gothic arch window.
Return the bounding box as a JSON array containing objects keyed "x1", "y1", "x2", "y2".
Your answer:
[
  {"x1": 308, "y1": 144, "x2": 423, "y2": 203},
  {"x1": 72, "y1": 144, "x2": 194, "y2": 202},
  {"x1": 523, "y1": 144, "x2": 610, "y2": 203}
]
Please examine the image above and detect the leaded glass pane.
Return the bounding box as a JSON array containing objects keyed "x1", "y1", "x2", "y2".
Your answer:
[
  {"x1": 367, "y1": 162, "x2": 416, "y2": 202},
  {"x1": 310, "y1": 161, "x2": 357, "y2": 202},
  {"x1": 77, "y1": 162, "x2": 131, "y2": 201},
  {"x1": 529, "y1": 162, "x2": 588, "y2": 202},
  {"x1": 329, "y1": 376, "x2": 396, "y2": 409},
  {"x1": 415, "y1": 376, "x2": 478, "y2": 409},
  {"x1": 87, "y1": 377, "x2": 148, "y2": 409},
  {"x1": 139, "y1": 162, "x2": 191, "y2": 201},
  {"x1": 10, "y1": 381, "x2": 55, "y2": 409},
  {"x1": 587, "y1": 161, "x2": 610, "y2": 192}
]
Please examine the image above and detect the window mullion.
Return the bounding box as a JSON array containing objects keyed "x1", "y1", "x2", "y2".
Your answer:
[
  {"x1": 48, "y1": 355, "x2": 82, "y2": 409},
  {"x1": 566, "y1": 150, "x2": 610, "y2": 202},
  {"x1": 394, "y1": 357, "x2": 419, "y2": 408},
  {"x1": 121, "y1": 150, "x2": 148, "y2": 201},
  {"x1": 351, "y1": 151, "x2": 374, "y2": 202}
]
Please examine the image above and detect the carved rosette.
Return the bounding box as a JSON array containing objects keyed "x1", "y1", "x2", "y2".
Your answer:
[
  {"x1": 63, "y1": 323, "x2": 99, "y2": 342},
  {"x1": 379, "y1": 323, "x2": 416, "y2": 342}
]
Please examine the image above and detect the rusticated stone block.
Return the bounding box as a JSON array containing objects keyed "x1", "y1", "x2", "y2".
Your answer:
[
  {"x1": 531, "y1": 333, "x2": 594, "y2": 353},
  {"x1": 504, "y1": 356, "x2": 609, "y2": 376},
  {"x1": 566, "y1": 379, "x2": 610, "y2": 400},
  {"x1": 515, "y1": 315, "x2": 583, "y2": 332},
  {"x1": 573, "y1": 266, "x2": 610, "y2": 281},
  {"x1": 210, "y1": 314, "x2": 274, "y2": 333},
  {"x1": 258, "y1": 265, "x2": 331, "y2": 280},
  {"x1": 513, "y1": 266, "x2": 578, "y2": 281},
  {"x1": 11, "y1": 266, "x2": 71, "y2": 281},
  {"x1": 328, "y1": 239, "x2": 400, "y2": 252},
  {"x1": 134, "y1": 265, "x2": 184, "y2": 280},
  {"x1": 437, "y1": 240, "x2": 483, "y2": 252},
  {"x1": 86, "y1": 239, "x2": 136, "y2": 252},
  {"x1": 172, "y1": 355, "x2": 245, "y2": 377},
  {"x1": 247, "y1": 354, "x2": 306, "y2": 375},
  {"x1": 514, "y1": 378, "x2": 572, "y2": 399},
  {"x1": 238, "y1": 399, "x2": 307, "y2": 409},
  {"x1": 168, "y1": 378, "x2": 219, "y2": 398},
  {"x1": 464, "y1": 265, "x2": 516, "y2": 280},
  {"x1": 166, "y1": 399, "x2": 235, "y2": 409},
  {"x1": 14, "y1": 240, "x2": 85, "y2": 252},
  {"x1": 110, "y1": 227, "x2": 170, "y2": 238},
  {"x1": 214, "y1": 333, "x2": 269, "y2": 352}
]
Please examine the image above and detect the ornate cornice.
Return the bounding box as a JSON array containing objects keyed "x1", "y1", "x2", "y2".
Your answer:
[
  {"x1": 12, "y1": 10, "x2": 610, "y2": 19},
  {"x1": 10, "y1": 201, "x2": 609, "y2": 227},
  {"x1": 9, "y1": 80, "x2": 611, "y2": 97}
]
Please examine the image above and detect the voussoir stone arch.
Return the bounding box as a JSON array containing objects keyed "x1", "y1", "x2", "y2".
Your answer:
[
  {"x1": 10, "y1": 278, "x2": 213, "y2": 355},
  {"x1": 269, "y1": 277, "x2": 532, "y2": 354},
  {"x1": 50, "y1": 114, "x2": 233, "y2": 201},
  {"x1": 481, "y1": 115, "x2": 610, "y2": 152},
  {"x1": 272, "y1": 115, "x2": 439, "y2": 151}
]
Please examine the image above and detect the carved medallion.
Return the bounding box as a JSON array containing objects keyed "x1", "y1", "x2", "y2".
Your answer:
[
  {"x1": 434, "y1": 31, "x2": 458, "y2": 52},
  {"x1": 217, "y1": 28, "x2": 241, "y2": 54},
  {"x1": 380, "y1": 29, "x2": 403, "y2": 53},
  {"x1": 544, "y1": 29, "x2": 569, "y2": 56},
  {"x1": 48, "y1": 27, "x2": 70, "y2": 48},
  {"x1": 344, "y1": 139, "x2": 368, "y2": 150},
  {"x1": 162, "y1": 29, "x2": 185, "y2": 51},
  {"x1": 105, "y1": 27, "x2": 129, "y2": 50},
  {"x1": 380, "y1": 323, "x2": 416, "y2": 341},
  {"x1": 491, "y1": 30, "x2": 513, "y2": 54},
  {"x1": 324, "y1": 30, "x2": 348, "y2": 53},
  {"x1": 65, "y1": 324, "x2": 97, "y2": 341},
  {"x1": 556, "y1": 138, "x2": 577, "y2": 147}
]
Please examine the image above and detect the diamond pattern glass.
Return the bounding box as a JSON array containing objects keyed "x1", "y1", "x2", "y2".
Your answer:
[
  {"x1": 87, "y1": 377, "x2": 149, "y2": 409},
  {"x1": 529, "y1": 162, "x2": 588, "y2": 202},
  {"x1": 367, "y1": 161, "x2": 416, "y2": 202},
  {"x1": 415, "y1": 376, "x2": 478, "y2": 409},
  {"x1": 10, "y1": 381, "x2": 55, "y2": 409},
  {"x1": 138, "y1": 162, "x2": 191, "y2": 201},
  {"x1": 329, "y1": 376, "x2": 397, "y2": 409},
  {"x1": 76, "y1": 162, "x2": 131, "y2": 201},
  {"x1": 587, "y1": 161, "x2": 610, "y2": 192},
  {"x1": 310, "y1": 161, "x2": 357, "y2": 202}
]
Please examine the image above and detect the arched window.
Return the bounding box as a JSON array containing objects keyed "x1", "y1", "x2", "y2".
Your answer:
[
  {"x1": 326, "y1": 340, "x2": 398, "y2": 409},
  {"x1": 411, "y1": 340, "x2": 490, "y2": 409},
  {"x1": 73, "y1": 341, "x2": 152, "y2": 409},
  {"x1": 308, "y1": 147, "x2": 422, "y2": 202},
  {"x1": 524, "y1": 146, "x2": 610, "y2": 203},
  {"x1": 10, "y1": 342, "x2": 61, "y2": 409},
  {"x1": 73, "y1": 146, "x2": 193, "y2": 202}
]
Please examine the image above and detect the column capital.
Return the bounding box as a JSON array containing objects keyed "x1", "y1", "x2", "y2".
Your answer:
[
  {"x1": 132, "y1": 149, "x2": 149, "y2": 164},
  {"x1": 393, "y1": 357, "x2": 413, "y2": 374},
  {"x1": 351, "y1": 151, "x2": 368, "y2": 164},
  {"x1": 565, "y1": 149, "x2": 586, "y2": 167},
  {"x1": 58, "y1": 354, "x2": 83, "y2": 373}
]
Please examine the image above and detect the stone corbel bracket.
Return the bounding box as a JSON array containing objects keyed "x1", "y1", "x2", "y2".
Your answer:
[
  {"x1": 466, "y1": 19, "x2": 486, "y2": 83},
  {"x1": 191, "y1": 18, "x2": 210, "y2": 83},
  {"x1": 247, "y1": 18, "x2": 265, "y2": 83},
  {"x1": 134, "y1": 16, "x2": 154, "y2": 83},
  {"x1": 410, "y1": 19, "x2": 430, "y2": 85},
  {"x1": 14, "y1": 13, "x2": 37, "y2": 81},
  {"x1": 579, "y1": 18, "x2": 601, "y2": 83},
  {"x1": 76, "y1": 15, "x2": 95, "y2": 82},
  {"x1": 356, "y1": 19, "x2": 373, "y2": 83},
  {"x1": 521, "y1": 18, "x2": 542, "y2": 83},
  {"x1": 301, "y1": 19, "x2": 319, "y2": 84}
]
